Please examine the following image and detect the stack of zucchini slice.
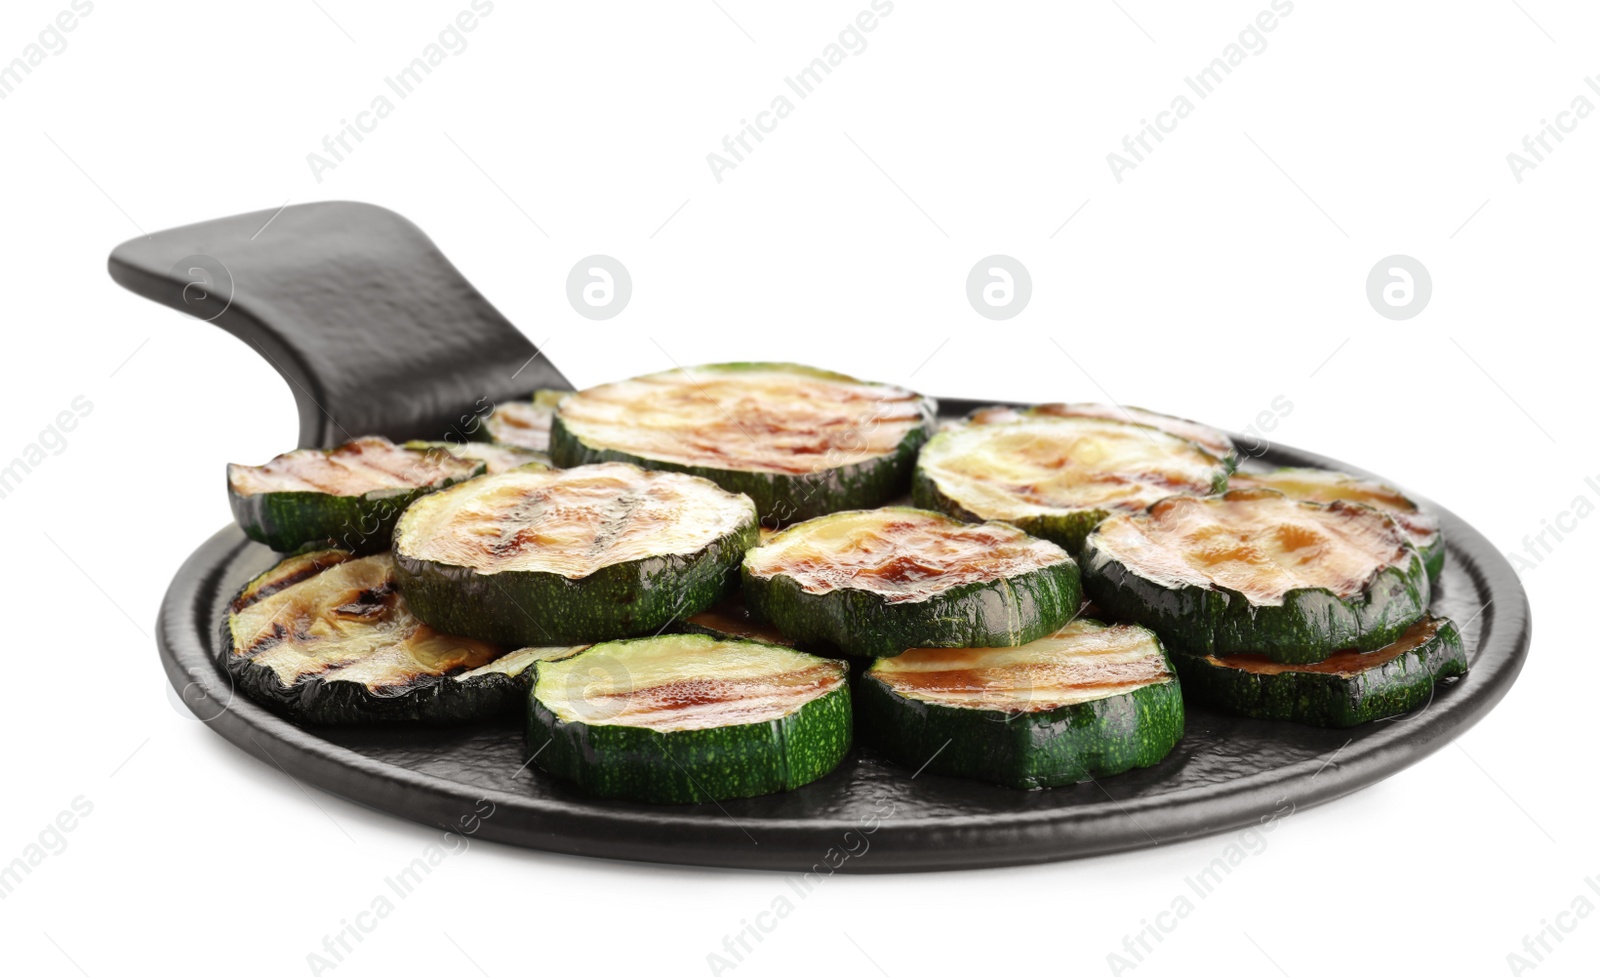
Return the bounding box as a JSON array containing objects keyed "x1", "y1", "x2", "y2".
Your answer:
[
  {"x1": 734, "y1": 505, "x2": 1184, "y2": 785},
  {"x1": 1082, "y1": 488, "x2": 1461, "y2": 726},
  {"x1": 218, "y1": 364, "x2": 1464, "y2": 801}
]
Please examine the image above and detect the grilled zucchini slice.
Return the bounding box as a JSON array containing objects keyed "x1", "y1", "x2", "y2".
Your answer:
[
  {"x1": 476, "y1": 390, "x2": 565, "y2": 451},
  {"x1": 856, "y1": 619, "x2": 1183, "y2": 789},
  {"x1": 392, "y1": 462, "x2": 758, "y2": 646},
  {"x1": 404, "y1": 440, "x2": 550, "y2": 474},
  {"x1": 913, "y1": 414, "x2": 1229, "y2": 554},
  {"x1": 963, "y1": 402, "x2": 1236, "y2": 467},
  {"x1": 741, "y1": 507, "x2": 1081, "y2": 658},
  {"x1": 1082, "y1": 489, "x2": 1430, "y2": 663},
  {"x1": 527, "y1": 633, "x2": 852, "y2": 803},
  {"x1": 1228, "y1": 467, "x2": 1443, "y2": 581},
  {"x1": 227, "y1": 437, "x2": 484, "y2": 554},
  {"x1": 550, "y1": 362, "x2": 936, "y2": 523},
  {"x1": 1170, "y1": 615, "x2": 1466, "y2": 727},
  {"x1": 223, "y1": 550, "x2": 584, "y2": 723}
]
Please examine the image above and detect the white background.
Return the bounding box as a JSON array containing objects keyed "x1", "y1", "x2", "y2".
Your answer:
[{"x1": 0, "y1": 1, "x2": 1592, "y2": 974}]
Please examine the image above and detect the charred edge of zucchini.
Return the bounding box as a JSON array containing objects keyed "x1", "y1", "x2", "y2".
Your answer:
[
  {"x1": 855, "y1": 626, "x2": 1183, "y2": 789},
  {"x1": 1170, "y1": 616, "x2": 1467, "y2": 727},
  {"x1": 740, "y1": 510, "x2": 1082, "y2": 659},
  {"x1": 1081, "y1": 498, "x2": 1431, "y2": 664},
  {"x1": 525, "y1": 634, "x2": 853, "y2": 803}
]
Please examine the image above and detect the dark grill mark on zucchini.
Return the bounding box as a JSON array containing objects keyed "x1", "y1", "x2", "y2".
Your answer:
[{"x1": 222, "y1": 551, "x2": 570, "y2": 724}]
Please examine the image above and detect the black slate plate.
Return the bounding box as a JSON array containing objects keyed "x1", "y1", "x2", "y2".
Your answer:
[{"x1": 116, "y1": 204, "x2": 1532, "y2": 873}]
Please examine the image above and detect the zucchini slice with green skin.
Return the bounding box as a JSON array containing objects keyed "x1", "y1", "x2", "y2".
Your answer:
[
  {"x1": 223, "y1": 550, "x2": 584, "y2": 723},
  {"x1": 476, "y1": 394, "x2": 561, "y2": 452},
  {"x1": 403, "y1": 439, "x2": 550, "y2": 474},
  {"x1": 856, "y1": 619, "x2": 1183, "y2": 789},
  {"x1": 963, "y1": 402, "x2": 1237, "y2": 468},
  {"x1": 227, "y1": 437, "x2": 484, "y2": 554},
  {"x1": 1081, "y1": 489, "x2": 1430, "y2": 663},
  {"x1": 913, "y1": 414, "x2": 1230, "y2": 554},
  {"x1": 1170, "y1": 615, "x2": 1466, "y2": 727},
  {"x1": 1228, "y1": 467, "x2": 1443, "y2": 582},
  {"x1": 393, "y1": 462, "x2": 759, "y2": 646},
  {"x1": 741, "y1": 507, "x2": 1082, "y2": 659},
  {"x1": 550, "y1": 362, "x2": 936, "y2": 524},
  {"x1": 527, "y1": 633, "x2": 852, "y2": 803}
]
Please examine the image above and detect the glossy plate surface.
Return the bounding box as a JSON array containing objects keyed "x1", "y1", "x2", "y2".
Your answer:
[{"x1": 159, "y1": 423, "x2": 1528, "y2": 872}]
